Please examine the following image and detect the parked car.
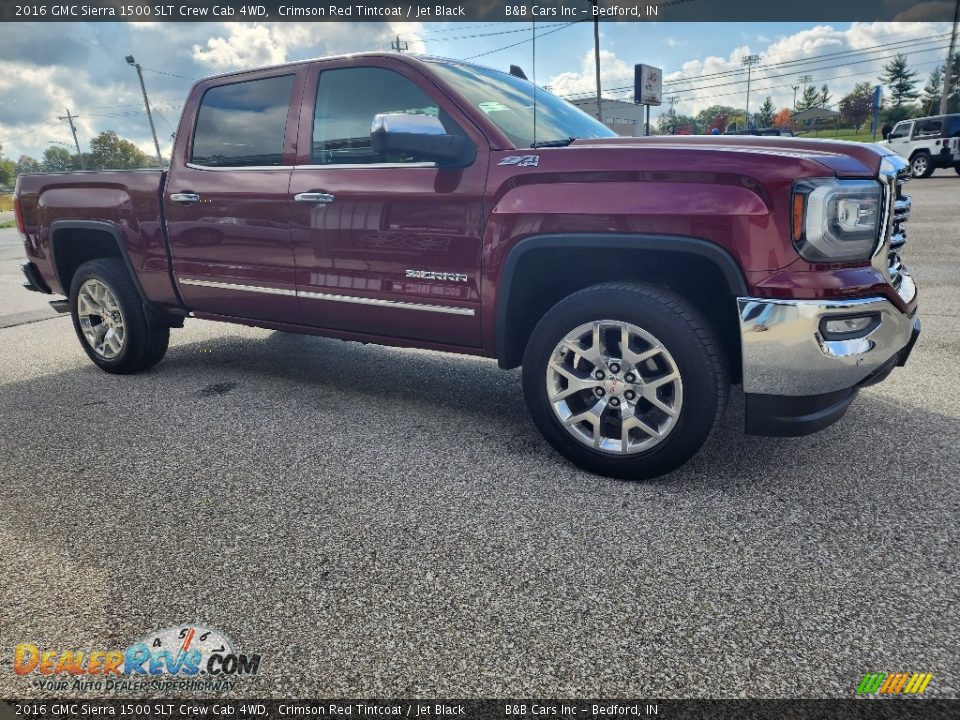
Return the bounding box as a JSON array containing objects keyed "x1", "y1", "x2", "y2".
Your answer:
[
  {"x1": 882, "y1": 113, "x2": 960, "y2": 178},
  {"x1": 14, "y1": 53, "x2": 920, "y2": 479},
  {"x1": 725, "y1": 127, "x2": 795, "y2": 137}
]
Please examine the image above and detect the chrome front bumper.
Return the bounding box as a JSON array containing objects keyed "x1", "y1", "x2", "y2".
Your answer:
[{"x1": 739, "y1": 295, "x2": 920, "y2": 396}]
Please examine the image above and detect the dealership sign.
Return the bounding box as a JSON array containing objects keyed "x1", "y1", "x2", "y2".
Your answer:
[{"x1": 634, "y1": 64, "x2": 662, "y2": 106}]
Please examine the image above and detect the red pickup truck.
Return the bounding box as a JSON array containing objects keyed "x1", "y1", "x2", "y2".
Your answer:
[{"x1": 15, "y1": 53, "x2": 920, "y2": 479}]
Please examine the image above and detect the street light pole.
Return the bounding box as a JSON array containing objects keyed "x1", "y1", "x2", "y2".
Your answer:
[
  {"x1": 589, "y1": 0, "x2": 603, "y2": 123},
  {"x1": 742, "y1": 55, "x2": 760, "y2": 126},
  {"x1": 940, "y1": 0, "x2": 959, "y2": 116},
  {"x1": 126, "y1": 55, "x2": 164, "y2": 167}
]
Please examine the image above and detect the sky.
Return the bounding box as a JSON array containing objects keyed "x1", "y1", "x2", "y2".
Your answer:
[{"x1": 0, "y1": 19, "x2": 955, "y2": 162}]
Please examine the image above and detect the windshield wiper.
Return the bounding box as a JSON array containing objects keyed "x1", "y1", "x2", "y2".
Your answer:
[{"x1": 530, "y1": 137, "x2": 575, "y2": 148}]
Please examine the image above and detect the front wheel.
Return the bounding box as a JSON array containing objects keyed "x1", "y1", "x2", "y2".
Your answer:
[
  {"x1": 70, "y1": 258, "x2": 169, "y2": 374},
  {"x1": 521, "y1": 282, "x2": 727, "y2": 480},
  {"x1": 910, "y1": 152, "x2": 934, "y2": 178}
]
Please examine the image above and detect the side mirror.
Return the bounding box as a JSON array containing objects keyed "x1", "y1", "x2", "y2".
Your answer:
[{"x1": 370, "y1": 113, "x2": 473, "y2": 166}]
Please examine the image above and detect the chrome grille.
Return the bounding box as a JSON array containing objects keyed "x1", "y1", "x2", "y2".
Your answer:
[{"x1": 888, "y1": 172, "x2": 911, "y2": 288}]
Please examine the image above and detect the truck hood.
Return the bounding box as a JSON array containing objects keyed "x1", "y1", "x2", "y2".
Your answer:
[{"x1": 570, "y1": 135, "x2": 892, "y2": 178}]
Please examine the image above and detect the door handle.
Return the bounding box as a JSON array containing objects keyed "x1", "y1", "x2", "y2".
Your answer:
[
  {"x1": 170, "y1": 192, "x2": 201, "y2": 204},
  {"x1": 294, "y1": 192, "x2": 335, "y2": 204}
]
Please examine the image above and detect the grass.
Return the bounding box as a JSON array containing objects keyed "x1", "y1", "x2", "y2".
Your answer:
[
  {"x1": 0, "y1": 194, "x2": 12, "y2": 212},
  {"x1": 795, "y1": 128, "x2": 880, "y2": 143},
  {"x1": 0, "y1": 219, "x2": 15, "y2": 229}
]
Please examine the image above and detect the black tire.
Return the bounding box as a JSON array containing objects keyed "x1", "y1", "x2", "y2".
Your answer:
[
  {"x1": 954, "y1": 162, "x2": 960, "y2": 176},
  {"x1": 522, "y1": 282, "x2": 727, "y2": 480},
  {"x1": 910, "y1": 152, "x2": 935, "y2": 178},
  {"x1": 70, "y1": 258, "x2": 169, "y2": 374}
]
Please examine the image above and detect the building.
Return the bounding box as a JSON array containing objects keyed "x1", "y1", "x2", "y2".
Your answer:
[{"x1": 570, "y1": 97, "x2": 646, "y2": 137}]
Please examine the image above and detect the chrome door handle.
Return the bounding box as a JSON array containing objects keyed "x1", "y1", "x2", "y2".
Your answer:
[
  {"x1": 170, "y1": 192, "x2": 201, "y2": 204},
  {"x1": 294, "y1": 192, "x2": 335, "y2": 204}
]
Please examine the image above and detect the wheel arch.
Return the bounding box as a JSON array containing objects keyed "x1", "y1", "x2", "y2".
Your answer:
[
  {"x1": 50, "y1": 220, "x2": 181, "y2": 328},
  {"x1": 495, "y1": 234, "x2": 749, "y2": 379},
  {"x1": 50, "y1": 220, "x2": 144, "y2": 299}
]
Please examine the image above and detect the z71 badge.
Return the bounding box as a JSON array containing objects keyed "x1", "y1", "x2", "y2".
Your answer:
[{"x1": 498, "y1": 155, "x2": 540, "y2": 167}]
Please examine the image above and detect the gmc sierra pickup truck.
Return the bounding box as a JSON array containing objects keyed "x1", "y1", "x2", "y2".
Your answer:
[{"x1": 15, "y1": 53, "x2": 921, "y2": 479}]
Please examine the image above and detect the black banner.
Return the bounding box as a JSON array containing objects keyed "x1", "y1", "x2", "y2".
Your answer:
[
  {"x1": 3, "y1": 700, "x2": 960, "y2": 720},
  {"x1": 1, "y1": 0, "x2": 959, "y2": 23}
]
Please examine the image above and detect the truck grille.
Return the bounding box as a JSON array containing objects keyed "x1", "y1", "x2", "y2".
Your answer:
[{"x1": 888, "y1": 172, "x2": 911, "y2": 289}]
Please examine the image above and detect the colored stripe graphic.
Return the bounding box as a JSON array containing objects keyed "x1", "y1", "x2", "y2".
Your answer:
[{"x1": 857, "y1": 672, "x2": 932, "y2": 695}]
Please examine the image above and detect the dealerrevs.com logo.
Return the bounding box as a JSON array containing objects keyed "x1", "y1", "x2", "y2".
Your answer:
[{"x1": 13, "y1": 624, "x2": 261, "y2": 693}]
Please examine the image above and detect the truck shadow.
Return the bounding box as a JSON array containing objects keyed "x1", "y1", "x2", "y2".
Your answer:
[{"x1": 6, "y1": 326, "x2": 956, "y2": 494}]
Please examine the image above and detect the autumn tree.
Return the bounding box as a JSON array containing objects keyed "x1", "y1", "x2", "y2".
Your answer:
[{"x1": 773, "y1": 108, "x2": 793, "y2": 128}]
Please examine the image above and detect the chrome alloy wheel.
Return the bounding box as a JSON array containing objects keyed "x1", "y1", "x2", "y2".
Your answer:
[
  {"x1": 76, "y1": 278, "x2": 126, "y2": 359},
  {"x1": 545, "y1": 320, "x2": 683, "y2": 455},
  {"x1": 910, "y1": 154, "x2": 928, "y2": 177}
]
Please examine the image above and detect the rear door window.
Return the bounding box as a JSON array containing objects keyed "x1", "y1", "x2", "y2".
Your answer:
[
  {"x1": 192, "y1": 75, "x2": 295, "y2": 167},
  {"x1": 913, "y1": 119, "x2": 942, "y2": 138}
]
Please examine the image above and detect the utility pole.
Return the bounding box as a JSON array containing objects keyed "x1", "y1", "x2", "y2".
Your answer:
[
  {"x1": 940, "y1": 0, "x2": 959, "y2": 115},
  {"x1": 792, "y1": 85, "x2": 799, "y2": 110},
  {"x1": 125, "y1": 55, "x2": 164, "y2": 167},
  {"x1": 57, "y1": 108, "x2": 85, "y2": 170},
  {"x1": 390, "y1": 35, "x2": 408, "y2": 53},
  {"x1": 742, "y1": 54, "x2": 760, "y2": 125},
  {"x1": 589, "y1": 0, "x2": 603, "y2": 122}
]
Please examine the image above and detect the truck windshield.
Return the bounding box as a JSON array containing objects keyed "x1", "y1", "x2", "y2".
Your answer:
[{"x1": 427, "y1": 59, "x2": 617, "y2": 149}]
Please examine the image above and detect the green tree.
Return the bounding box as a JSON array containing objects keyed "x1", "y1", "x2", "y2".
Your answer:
[
  {"x1": 694, "y1": 105, "x2": 741, "y2": 130},
  {"x1": 818, "y1": 84, "x2": 831, "y2": 109},
  {"x1": 930, "y1": 53, "x2": 960, "y2": 114},
  {"x1": 0, "y1": 144, "x2": 15, "y2": 188},
  {"x1": 839, "y1": 82, "x2": 874, "y2": 133},
  {"x1": 657, "y1": 112, "x2": 698, "y2": 134},
  {"x1": 880, "y1": 53, "x2": 919, "y2": 111},
  {"x1": 922, "y1": 65, "x2": 943, "y2": 115},
  {"x1": 795, "y1": 84, "x2": 820, "y2": 111},
  {"x1": 755, "y1": 96, "x2": 776, "y2": 127},
  {"x1": 42, "y1": 146, "x2": 76, "y2": 172},
  {"x1": 15, "y1": 155, "x2": 43, "y2": 175},
  {"x1": 88, "y1": 131, "x2": 153, "y2": 170}
]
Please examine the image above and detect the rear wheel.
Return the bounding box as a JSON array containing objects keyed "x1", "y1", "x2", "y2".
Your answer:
[
  {"x1": 521, "y1": 282, "x2": 727, "y2": 480},
  {"x1": 910, "y1": 152, "x2": 934, "y2": 178},
  {"x1": 70, "y1": 258, "x2": 169, "y2": 374}
]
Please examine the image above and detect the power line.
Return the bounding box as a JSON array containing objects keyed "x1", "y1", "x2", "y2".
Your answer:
[
  {"x1": 139, "y1": 65, "x2": 196, "y2": 81},
  {"x1": 464, "y1": 22, "x2": 580, "y2": 60},
  {"x1": 558, "y1": 31, "x2": 952, "y2": 100}
]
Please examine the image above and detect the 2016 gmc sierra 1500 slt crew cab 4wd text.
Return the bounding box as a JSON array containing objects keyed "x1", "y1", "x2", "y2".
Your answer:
[{"x1": 15, "y1": 53, "x2": 921, "y2": 479}]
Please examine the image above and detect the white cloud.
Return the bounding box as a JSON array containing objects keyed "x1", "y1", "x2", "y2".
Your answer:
[
  {"x1": 546, "y1": 48, "x2": 636, "y2": 98},
  {"x1": 546, "y1": 21, "x2": 953, "y2": 124}
]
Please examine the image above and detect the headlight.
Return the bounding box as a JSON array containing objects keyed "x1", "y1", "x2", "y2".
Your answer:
[{"x1": 792, "y1": 179, "x2": 883, "y2": 262}]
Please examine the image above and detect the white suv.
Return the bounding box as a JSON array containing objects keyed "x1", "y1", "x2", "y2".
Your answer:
[{"x1": 883, "y1": 114, "x2": 960, "y2": 178}]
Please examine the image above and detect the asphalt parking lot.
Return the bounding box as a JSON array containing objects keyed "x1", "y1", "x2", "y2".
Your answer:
[{"x1": 0, "y1": 172, "x2": 957, "y2": 699}]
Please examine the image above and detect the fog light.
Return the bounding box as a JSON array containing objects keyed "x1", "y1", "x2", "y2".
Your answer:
[{"x1": 820, "y1": 313, "x2": 880, "y2": 340}]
